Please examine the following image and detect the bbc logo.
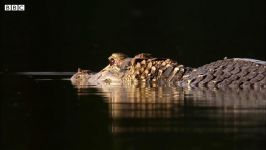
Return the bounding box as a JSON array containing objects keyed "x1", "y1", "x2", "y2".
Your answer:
[{"x1": 5, "y1": 4, "x2": 25, "y2": 11}]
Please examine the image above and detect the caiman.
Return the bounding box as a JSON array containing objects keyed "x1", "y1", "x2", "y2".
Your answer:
[{"x1": 71, "y1": 53, "x2": 266, "y2": 89}]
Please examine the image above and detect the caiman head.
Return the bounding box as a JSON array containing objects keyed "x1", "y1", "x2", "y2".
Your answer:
[{"x1": 71, "y1": 53, "x2": 133, "y2": 86}]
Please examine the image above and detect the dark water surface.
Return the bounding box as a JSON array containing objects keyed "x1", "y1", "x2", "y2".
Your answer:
[{"x1": 2, "y1": 74, "x2": 266, "y2": 150}]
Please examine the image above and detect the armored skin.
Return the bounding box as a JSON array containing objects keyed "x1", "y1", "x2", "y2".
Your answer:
[{"x1": 71, "y1": 53, "x2": 266, "y2": 88}]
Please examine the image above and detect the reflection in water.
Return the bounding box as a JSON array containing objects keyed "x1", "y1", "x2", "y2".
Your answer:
[
  {"x1": 74, "y1": 84, "x2": 266, "y2": 134},
  {"x1": 3, "y1": 75, "x2": 265, "y2": 150}
]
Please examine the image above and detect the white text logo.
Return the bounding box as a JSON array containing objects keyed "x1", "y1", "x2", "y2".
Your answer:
[{"x1": 5, "y1": 4, "x2": 25, "y2": 11}]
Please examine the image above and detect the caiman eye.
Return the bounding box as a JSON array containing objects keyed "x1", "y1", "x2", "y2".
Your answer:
[{"x1": 109, "y1": 58, "x2": 115, "y2": 66}]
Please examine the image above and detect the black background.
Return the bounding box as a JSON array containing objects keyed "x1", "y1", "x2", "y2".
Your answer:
[{"x1": 1, "y1": 0, "x2": 265, "y2": 72}]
